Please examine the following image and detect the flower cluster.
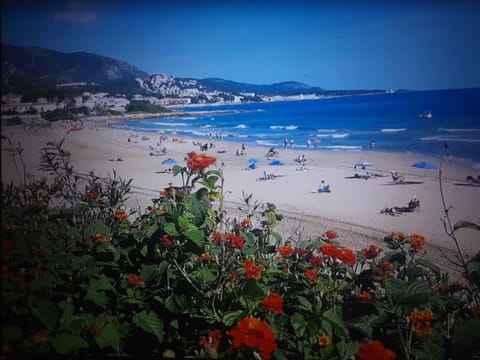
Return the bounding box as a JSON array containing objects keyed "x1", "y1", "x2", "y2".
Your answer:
[
  {"x1": 361, "y1": 244, "x2": 383, "y2": 259},
  {"x1": 128, "y1": 274, "x2": 145, "y2": 288},
  {"x1": 357, "y1": 340, "x2": 396, "y2": 360},
  {"x1": 408, "y1": 310, "x2": 433, "y2": 336},
  {"x1": 115, "y1": 209, "x2": 128, "y2": 221},
  {"x1": 278, "y1": 245, "x2": 294, "y2": 257},
  {"x1": 409, "y1": 234, "x2": 426, "y2": 251},
  {"x1": 228, "y1": 317, "x2": 277, "y2": 360},
  {"x1": 159, "y1": 234, "x2": 173, "y2": 247},
  {"x1": 261, "y1": 291, "x2": 284, "y2": 314},
  {"x1": 199, "y1": 329, "x2": 222, "y2": 358},
  {"x1": 320, "y1": 243, "x2": 357, "y2": 265},
  {"x1": 212, "y1": 232, "x2": 244, "y2": 249},
  {"x1": 187, "y1": 152, "x2": 216, "y2": 172},
  {"x1": 318, "y1": 335, "x2": 332, "y2": 347},
  {"x1": 325, "y1": 230, "x2": 337, "y2": 239},
  {"x1": 244, "y1": 260, "x2": 263, "y2": 279}
]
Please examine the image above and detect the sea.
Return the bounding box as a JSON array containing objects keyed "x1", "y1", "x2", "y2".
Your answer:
[{"x1": 111, "y1": 88, "x2": 480, "y2": 167}]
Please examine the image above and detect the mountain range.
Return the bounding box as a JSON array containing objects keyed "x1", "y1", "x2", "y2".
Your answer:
[{"x1": 1, "y1": 44, "x2": 381, "y2": 98}]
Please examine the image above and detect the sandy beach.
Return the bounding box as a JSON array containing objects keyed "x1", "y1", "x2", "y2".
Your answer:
[{"x1": 2, "y1": 120, "x2": 479, "y2": 273}]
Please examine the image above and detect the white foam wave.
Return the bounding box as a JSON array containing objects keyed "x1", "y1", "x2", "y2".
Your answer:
[
  {"x1": 381, "y1": 128, "x2": 407, "y2": 132},
  {"x1": 286, "y1": 125, "x2": 298, "y2": 130},
  {"x1": 420, "y1": 136, "x2": 480, "y2": 143},
  {"x1": 316, "y1": 133, "x2": 350, "y2": 138},
  {"x1": 235, "y1": 124, "x2": 248, "y2": 129},
  {"x1": 270, "y1": 125, "x2": 285, "y2": 130},
  {"x1": 438, "y1": 128, "x2": 480, "y2": 132},
  {"x1": 319, "y1": 145, "x2": 362, "y2": 150},
  {"x1": 153, "y1": 122, "x2": 187, "y2": 126},
  {"x1": 201, "y1": 124, "x2": 212, "y2": 128},
  {"x1": 316, "y1": 129, "x2": 336, "y2": 133},
  {"x1": 256, "y1": 140, "x2": 280, "y2": 147}
]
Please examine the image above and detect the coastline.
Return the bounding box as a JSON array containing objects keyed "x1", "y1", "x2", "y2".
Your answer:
[{"x1": 2, "y1": 120, "x2": 479, "y2": 274}]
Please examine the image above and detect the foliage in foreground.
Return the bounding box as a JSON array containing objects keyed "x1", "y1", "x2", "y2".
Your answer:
[{"x1": 2, "y1": 141, "x2": 480, "y2": 359}]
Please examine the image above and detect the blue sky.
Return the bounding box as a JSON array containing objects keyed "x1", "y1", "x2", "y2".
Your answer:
[{"x1": 2, "y1": 0, "x2": 480, "y2": 90}]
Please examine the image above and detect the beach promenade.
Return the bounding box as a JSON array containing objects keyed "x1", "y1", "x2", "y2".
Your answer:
[{"x1": 2, "y1": 120, "x2": 479, "y2": 273}]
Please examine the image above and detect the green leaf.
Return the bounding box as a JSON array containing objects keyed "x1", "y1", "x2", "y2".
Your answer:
[
  {"x1": 99, "y1": 322, "x2": 123, "y2": 352},
  {"x1": 454, "y1": 220, "x2": 480, "y2": 232},
  {"x1": 51, "y1": 332, "x2": 89, "y2": 354},
  {"x1": 416, "y1": 259, "x2": 441, "y2": 279},
  {"x1": 2, "y1": 324, "x2": 23, "y2": 344},
  {"x1": 145, "y1": 223, "x2": 159, "y2": 238},
  {"x1": 338, "y1": 340, "x2": 359, "y2": 359},
  {"x1": 165, "y1": 294, "x2": 190, "y2": 314},
  {"x1": 85, "y1": 289, "x2": 109, "y2": 309},
  {"x1": 132, "y1": 311, "x2": 164, "y2": 341},
  {"x1": 91, "y1": 223, "x2": 111, "y2": 237},
  {"x1": 199, "y1": 267, "x2": 218, "y2": 283},
  {"x1": 164, "y1": 222, "x2": 180, "y2": 236},
  {"x1": 222, "y1": 310, "x2": 244, "y2": 326},
  {"x1": 28, "y1": 273, "x2": 56, "y2": 291},
  {"x1": 242, "y1": 279, "x2": 266, "y2": 300},
  {"x1": 32, "y1": 299, "x2": 61, "y2": 331},
  {"x1": 401, "y1": 281, "x2": 435, "y2": 306},
  {"x1": 296, "y1": 296, "x2": 313, "y2": 312},
  {"x1": 140, "y1": 264, "x2": 159, "y2": 283},
  {"x1": 172, "y1": 165, "x2": 184, "y2": 176},
  {"x1": 185, "y1": 226, "x2": 205, "y2": 248},
  {"x1": 322, "y1": 310, "x2": 348, "y2": 338},
  {"x1": 290, "y1": 313, "x2": 308, "y2": 337},
  {"x1": 93, "y1": 276, "x2": 115, "y2": 291},
  {"x1": 271, "y1": 232, "x2": 283, "y2": 242},
  {"x1": 450, "y1": 319, "x2": 480, "y2": 359}
]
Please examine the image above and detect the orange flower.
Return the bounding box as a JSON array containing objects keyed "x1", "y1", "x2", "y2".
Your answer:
[
  {"x1": 196, "y1": 253, "x2": 212, "y2": 262},
  {"x1": 199, "y1": 329, "x2": 222, "y2": 358},
  {"x1": 304, "y1": 269, "x2": 318, "y2": 281},
  {"x1": 325, "y1": 230, "x2": 337, "y2": 239},
  {"x1": 82, "y1": 235, "x2": 93, "y2": 247},
  {"x1": 115, "y1": 209, "x2": 128, "y2": 221},
  {"x1": 410, "y1": 234, "x2": 425, "y2": 251},
  {"x1": 244, "y1": 260, "x2": 263, "y2": 279},
  {"x1": 357, "y1": 340, "x2": 396, "y2": 360},
  {"x1": 95, "y1": 233, "x2": 108, "y2": 244},
  {"x1": 320, "y1": 243, "x2": 337, "y2": 258},
  {"x1": 86, "y1": 192, "x2": 98, "y2": 201},
  {"x1": 278, "y1": 245, "x2": 294, "y2": 257},
  {"x1": 261, "y1": 291, "x2": 284, "y2": 314},
  {"x1": 2, "y1": 239, "x2": 14, "y2": 255},
  {"x1": 357, "y1": 291, "x2": 372, "y2": 301},
  {"x1": 128, "y1": 273, "x2": 145, "y2": 288},
  {"x1": 408, "y1": 310, "x2": 433, "y2": 336},
  {"x1": 187, "y1": 152, "x2": 216, "y2": 172},
  {"x1": 34, "y1": 247, "x2": 49, "y2": 257},
  {"x1": 387, "y1": 231, "x2": 406, "y2": 241},
  {"x1": 160, "y1": 234, "x2": 173, "y2": 247},
  {"x1": 318, "y1": 335, "x2": 332, "y2": 347},
  {"x1": 228, "y1": 317, "x2": 277, "y2": 360},
  {"x1": 361, "y1": 245, "x2": 383, "y2": 259},
  {"x1": 337, "y1": 247, "x2": 357, "y2": 265},
  {"x1": 309, "y1": 255, "x2": 323, "y2": 267},
  {"x1": 212, "y1": 232, "x2": 244, "y2": 249}
]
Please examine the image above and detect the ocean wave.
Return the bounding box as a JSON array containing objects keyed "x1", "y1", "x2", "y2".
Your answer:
[
  {"x1": 319, "y1": 145, "x2": 362, "y2": 150},
  {"x1": 270, "y1": 125, "x2": 285, "y2": 130},
  {"x1": 286, "y1": 125, "x2": 298, "y2": 130},
  {"x1": 316, "y1": 129, "x2": 336, "y2": 133},
  {"x1": 420, "y1": 136, "x2": 480, "y2": 143},
  {"x1": 153, "y1": 122, "x2": 188, "y2": 126},
  {"x1": 381, "y1": 128, "x2": 407, "y2": 132},
  {"x1": 201, "y1": 124, "x2": 212, "y2": 128},
  {"x1": 235, "y1": 124, "x2": 248, "y2": 128},
  {"x1": 256, "y1": 140, "x2": 280, "y2": 147},
  {"x1": 438, "y1": 128, "x2": 480, "y2": 132},
  {"x1": 315, "y1": 133, "x2": 350, "y2": 138}
]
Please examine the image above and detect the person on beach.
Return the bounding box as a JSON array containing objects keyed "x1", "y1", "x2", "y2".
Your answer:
[
  {"x1": 381, "y1": 196, "x2": 420, "y2": 215},
  {"x1": 284, "y1": 138, "x2": 288, "y2": 149},
  {"x1": 306, "y1": 139, "x2": 311, "y2": 149},
  {"x1": 370, "y1": 140, "x2": 375, "y2": 151},
  {"x1": 290, "y1": 138, "x2": 295, "y2": 148},
  {"x1": 318, "y1": 180, "x2": 331, "y2": 193}
]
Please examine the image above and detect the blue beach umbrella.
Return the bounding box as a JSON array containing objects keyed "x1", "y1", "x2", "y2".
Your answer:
[
  {"x1": 412, "y1": 161, "x2": 437, "y2": 170},
  {"x1": 162, "y1": 158, "x2": 177, "y2": 165},
  {"x1": 249, "y1": 158, "x2": 261, "y2": 164},
  {"x1": 269, "y1": 160, "x2": 284, "y2": 166}
]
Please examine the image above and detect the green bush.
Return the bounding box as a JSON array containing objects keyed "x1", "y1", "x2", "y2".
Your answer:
[{"x1": 2, "y1": 141, "x2": 479, "y2": 359}]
